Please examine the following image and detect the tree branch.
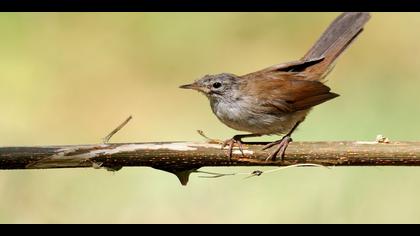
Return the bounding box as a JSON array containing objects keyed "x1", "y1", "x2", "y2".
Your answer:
[{"x1": 1, "y1": 140, "x2": 420, "y2": 185}]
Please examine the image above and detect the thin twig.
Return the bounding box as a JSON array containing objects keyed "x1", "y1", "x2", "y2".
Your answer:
[
  {"x1": 197, "y1": 130, "x2": 224, "y2": 144},
  {"x1": 102, "y1": 115, "x2": 133, "y2": 144},
  {"x1": 195, "y1": 170, "x2": 236, "y2": 178},
  {"x1": 196, "y1": 163, "x2": 329, "y2": 179},
  {"x1": 240, "y1": 163, "x2": 330, "y2": 179}
]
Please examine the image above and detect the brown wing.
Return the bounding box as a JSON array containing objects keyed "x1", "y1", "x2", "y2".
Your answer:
[{"x1": 239, "y1": 72, "x2": 339, "y2": 114}]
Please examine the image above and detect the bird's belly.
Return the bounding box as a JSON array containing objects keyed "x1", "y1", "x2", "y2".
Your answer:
[{"x1": 212, "y1": 100, "x2": 308, "y2": 135}]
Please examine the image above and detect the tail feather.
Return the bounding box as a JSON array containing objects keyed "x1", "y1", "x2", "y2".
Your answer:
[{"x1": 301, "y1": 12, "x2": 371, "y2": 79}]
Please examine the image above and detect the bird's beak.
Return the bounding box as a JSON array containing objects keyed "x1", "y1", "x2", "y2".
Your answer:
[
  {"x1": 179, "y1": 83, "x2": 210, "y2": 93},
  {"x1": 179, "y1": 83, "x2": 196, "y2": 90}
]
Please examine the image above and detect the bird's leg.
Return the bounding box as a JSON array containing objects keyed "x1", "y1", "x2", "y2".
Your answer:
[
  {"x1": 222, "y1": 134, "x2": 261, "y2": 161},
  {"x1": 262, "y1": 121, "x2": 302, "y2": 161}
]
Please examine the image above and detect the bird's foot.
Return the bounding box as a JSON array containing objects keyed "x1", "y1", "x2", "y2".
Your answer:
[
  {"x1": 221, "y1": 136, "x2": 245, "y2": 161},
  {"x1": 262, "y1": 136, "x2": 293, "y2": 161}
]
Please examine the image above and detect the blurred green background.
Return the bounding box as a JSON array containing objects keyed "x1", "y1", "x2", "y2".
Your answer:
[{"x1": 0, "y1": 12, "x2": 420, "y2": 223}]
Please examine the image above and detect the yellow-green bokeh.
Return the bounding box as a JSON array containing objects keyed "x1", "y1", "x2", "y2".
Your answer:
[{"x1": 0, "y1": 13, "x2": 419, "y2": 223}]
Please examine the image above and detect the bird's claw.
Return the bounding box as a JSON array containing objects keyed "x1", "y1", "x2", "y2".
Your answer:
[
  {"x1": 262, "y1": 136, "x2": 292, "y2": 162},
  {"x1": 221, "y1": 138, "x2": 245, "y2": 161}
]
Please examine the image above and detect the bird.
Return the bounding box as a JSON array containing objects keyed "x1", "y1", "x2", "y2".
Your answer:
[{"x1": 180, "y1": 12, "x2": 371, "y2": 161}]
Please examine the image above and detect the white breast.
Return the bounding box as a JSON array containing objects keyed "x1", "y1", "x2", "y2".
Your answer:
[{"x1": 210, "y1": 96, "x2": 308, "y2": 135}]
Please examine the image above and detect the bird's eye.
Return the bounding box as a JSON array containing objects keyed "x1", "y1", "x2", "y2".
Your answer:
[{"x1": 212, "y1": 82, "x2": 222, "y2": 89}]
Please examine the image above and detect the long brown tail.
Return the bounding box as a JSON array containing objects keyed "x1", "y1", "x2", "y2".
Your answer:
[{"x1": 301, "y1": 12, "x2": 371, "y2": 79}]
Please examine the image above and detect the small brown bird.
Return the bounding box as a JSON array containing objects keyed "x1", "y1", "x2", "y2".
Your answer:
[{"x1": 180, "y1": 12, "x2": 371, "y2": 161}]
